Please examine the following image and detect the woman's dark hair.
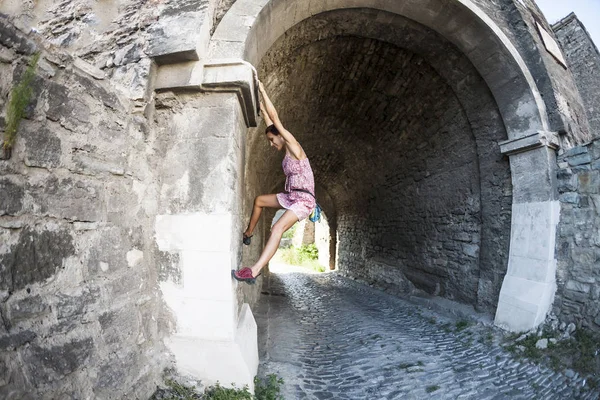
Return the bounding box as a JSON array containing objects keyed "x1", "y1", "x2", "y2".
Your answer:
[{"x1": 265, "y1": 124, "x2": 280, "y2": 135}]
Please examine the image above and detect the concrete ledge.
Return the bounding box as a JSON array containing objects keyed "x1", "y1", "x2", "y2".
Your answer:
[
  {"x1": 154, "y1": 59, "x2": 259, "y2": 127},
  {"x1": 500, "y1": 130, "x2": 560, "y2": 155}
]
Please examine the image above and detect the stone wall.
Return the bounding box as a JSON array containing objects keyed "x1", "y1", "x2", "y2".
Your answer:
[
  {"x1": 0, "y1": 17, "x2": 166, "y2": 399},
  {"x1": 553, "y1": 13, "x2": 600, "y2": 139},
  {"x1": 480, "y1": 0, "x2": 592, "y2": 146},
  {"x1": 554, "y1": 139, "x2": 600, "y2": 332}
]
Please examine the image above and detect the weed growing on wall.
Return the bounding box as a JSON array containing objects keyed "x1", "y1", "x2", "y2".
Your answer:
[{"x1": 2, "y1": 52, "x2": 40, "y2": 158}]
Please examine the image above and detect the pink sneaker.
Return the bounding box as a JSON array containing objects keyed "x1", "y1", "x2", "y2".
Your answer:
[{"x1": 231, "y1": 267, "x2": 260, "y2": 284}]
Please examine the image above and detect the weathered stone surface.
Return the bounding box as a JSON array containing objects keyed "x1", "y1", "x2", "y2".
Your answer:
[
  {"x1": 72, "y1": 73, "x2": 124, "y2": 111},
  {"x1": 0, "y1": 329, "x2": 36, "y2": 350},
  {"x1": 86, "y1": 228, "x2": 134, "y2": 277},
  {"x1": 7, "y1": 295, "x2": 51, "y2": 323},
  {"x1": 0, "y1": 16, "x2": 36, "y2": 55},
  {"x1": 0, "y1": 10, "x2": 164, "y2": 400},
  {"x1": 555, "y1": 138, "x2": 600, "y2": 332},
  {"x1": 0, "y1": 228, "x2": 74, "y2": 292},
  {"x1": 98, "y1": 306, "x2": 139, "y2": 345},
  {"x1": 554, "y1": 14, "x2": 600, "y2": 139},
  {"x1": 31, "y1": 176, "x2": 105, "y2": 222},
  {"x1": 0, "y1": 178, "x2": 24, "y2": 215},
  {"x1": 24, "y1": 338, "x2": 94, "y2": 383},
  {"x1": 55, "y1": 286, "x2": 100, "y2": 320},
  {"x1": 94, "y1": 350, "x2": 139, "y2": 395},
  {"x1": 535, "y1": 338, "x2": 548, "y2": 350},
  {"x1": 73, "y1": 57, "x2": 105, "y2": 80},
  {"x1": 22, "y1": 126, "x2": 62, "y2": 169},
  {"x1": 45, "y1": 81, "x2": 91, "y2": 131},
  {"x1": 147, "y1": 1, "x2": 210, "y2": 63}
]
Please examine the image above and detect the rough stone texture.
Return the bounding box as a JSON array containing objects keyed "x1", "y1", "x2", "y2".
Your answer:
[
  {"x1": 0, "y1": 0, "x2": 163, "y2": 102},
  {"x1": 553, "y1": 13, "x2": 600, "y2": 139},
  {"x1": 479, "y1": 0, "x2": 592, "y2": 146},
  {"x1": 0, "y1": 16, "x2": 167, "y2": 399},
  {"x1": 0, "y1": 0, "x2": 599, "y2": 396},
  {"x1": 245, "y1": 10, "x2": 512, "y2": 313},
  {"x1": 554, "y1": 138, "x2": 600, "y2": 332}
]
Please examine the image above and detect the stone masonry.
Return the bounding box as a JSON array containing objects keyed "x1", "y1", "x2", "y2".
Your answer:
[
  {"x1": 0, "y1": 16, "x2": 167, "y2": 399},
  {"x1": 554, "y1": 138, "x2": 600, "y2": 332},
  {"x1": 1, "y1": 0, "x2": 600, "y2": 398},
  {"x1": 553, "y1": 13, "x2": 600, "y2": 138}
]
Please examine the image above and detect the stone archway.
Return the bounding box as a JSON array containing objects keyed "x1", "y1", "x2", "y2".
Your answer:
[
  {"x1": 211, "y1": 0, "x2": 560, "y2": 332},
  {"x1": 152, "y1": 0, "x2": 562, "y2": 390}
]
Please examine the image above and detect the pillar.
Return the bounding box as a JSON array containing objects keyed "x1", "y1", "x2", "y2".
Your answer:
[{"x1": 495, "y1": 131, "x2": 561, "y2": 331}]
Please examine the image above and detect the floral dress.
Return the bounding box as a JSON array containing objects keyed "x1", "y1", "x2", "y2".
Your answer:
[{"x1": 276, "y1": 153, "x2": 316, "y2": 221}]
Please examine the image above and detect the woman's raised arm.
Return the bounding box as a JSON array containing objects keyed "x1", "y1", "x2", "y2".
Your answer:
[{"x1": 259, "y1": 82, "x2": 304, "y2": 158}]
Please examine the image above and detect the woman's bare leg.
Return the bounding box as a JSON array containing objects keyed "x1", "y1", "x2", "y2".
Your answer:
[
  {"x1": 249, "y1": 210, "x2": 298, "y2": 277},
  {"x1": 244, "y1": 194, "x2": 280, "y2": 237}
]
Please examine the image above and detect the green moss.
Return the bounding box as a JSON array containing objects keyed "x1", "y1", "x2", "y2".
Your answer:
[
  {"x1": 455, "y1": 320, "x2": 470, "y2": 332},
  {"x1": 426, "y1": 385, "x2": 440, "y2": 393},
  {"x1": 3, "y1": 53, "x2": 40, "y2": 152}
]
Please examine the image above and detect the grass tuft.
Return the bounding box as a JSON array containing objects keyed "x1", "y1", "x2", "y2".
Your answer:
[
  {"x1": 426, "y1": 385, "x2": 440, "y2": 393},
  {"x1": 3, "y1": 53, "x2": 40, "y2": 153}
]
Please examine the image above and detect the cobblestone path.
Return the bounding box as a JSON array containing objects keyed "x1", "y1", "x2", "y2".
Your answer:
[{"x1": 254, "y1": 267, "x2": 597, "y2": 399}]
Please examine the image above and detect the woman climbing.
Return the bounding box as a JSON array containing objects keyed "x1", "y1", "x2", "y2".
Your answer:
[{"x1": 232, "y1": 81, "x2": 316, "y2": 284}]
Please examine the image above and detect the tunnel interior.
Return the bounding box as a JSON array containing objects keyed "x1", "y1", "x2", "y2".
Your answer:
[{"x1": 244, "y1": 9, "x2": 513, "y2": 313}]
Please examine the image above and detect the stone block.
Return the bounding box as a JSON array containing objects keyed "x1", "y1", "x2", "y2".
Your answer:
[
  {"x1": 98, "y1": 306, "x2": 140, "y2": 345},
  {"x1": 55, "y1": 286, "x2": 100, "y2": 320},
  {"x1": 71, "y1": 151, "x2": 125, "y2": 176},
  {"x1": 72, "y1": 73, "x2": 124, "y2": 111},
  {"x1": 24, "y1": 338, "x2": 94, "y2": 383},
  {"x1": 22, "y1": 126, "x2": 62, "y2": 169},
  {"x1": 559, "y1": 192, "x2": 580, "y2": 205},
  {"x1": 0, "y1": 330, "x2": 36, "y2": 350},
  {"x1": 73, "y1": 57, "x2": 105, "y2": 80},
  {"x1": 565, "y1": 280, "x2": 591, "y2": 293},
  {"x1": 0, "y1": 18, "x2": 37, "y2": 55},
  {"x1": 577, "y1": 171, "x2": 600, "y2": 194},
  {"x1": 567, "y1": 153, "x2": 592, "y2": 167},
  {"x1": 45, "y1": 82, "x2": 91, "y2": 132},
  {"x1": 1, "y1": 228, "x2": 74, "y2": 292},
  {"x1": 32, "y1": 176, "x2": 105, "y2": 222},
  {"x1": 0, "y1": 178, "x2": 24, "y2": 216},
  {"x1": 86, "y1": 228, "x2": 133, "y2": 277},
  {"x1": 111, "y1": 57, "x2": 152, "y2": 101},
  {"x1": 113, "y1": 43, "x2": 142, "y2": 67},
  {"x1": 462, "y1": 243, "x2": 479, "y2": 258},
  {"x1": 147, "y1": 10, "x2": 210, "y2": 64},
  {"x1": 7, "y1": 295, "x2": 50, "y2": 324},
  {"x1": 564, "y1": 289, "x2": 589, "y2": 304},
  {"x1": 561, "y1": 145, "x2": 588, "y2": 159}
]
